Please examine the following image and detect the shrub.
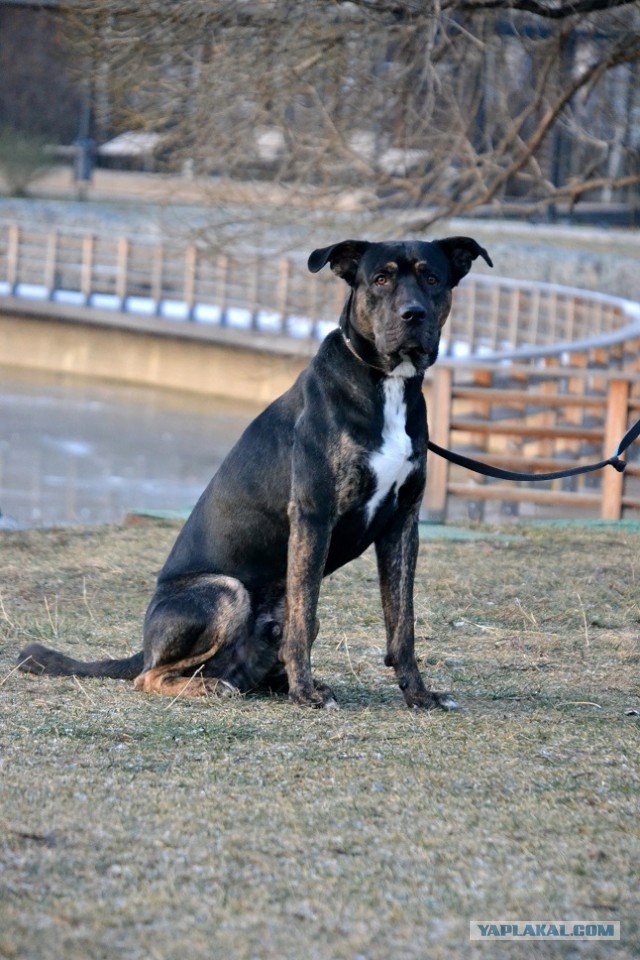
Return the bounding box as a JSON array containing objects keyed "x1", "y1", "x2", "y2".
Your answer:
[{"x1": 0, "y1": 126, "x2": 52, "y2": 196}]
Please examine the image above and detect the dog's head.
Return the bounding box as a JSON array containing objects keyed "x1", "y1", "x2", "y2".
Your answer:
[{"x1": 308, "y1": 238, "x2": 492, "y2": 373}]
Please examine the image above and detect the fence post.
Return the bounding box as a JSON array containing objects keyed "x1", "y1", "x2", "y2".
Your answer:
[
  {"x1": 249, "y1": 258, "x2": 260, "y2": 329},
  {"x1": 308, "y1": 273, "x2": 321, "y2": 340},
  {"x1": 183, "y1": 243, "x2": 197, "y2": 320},
  {"x1": 216, "y1": 254, "x2": 228, "y2": 324},
  {"x1": 44, "y1": 228, "x2": 58, "y2": 298},
  {"x1": 508, "y1": 287, "x2": 520, "y2": 348},
  {"x1": 488, "y1": 282, "x2": 500, "y2": 352},
  {"x1": 470, "y1": 367, "x2": 493, "y2": 521},
  {"x1": 425, "y1": 366, "x2": 453, "y2": 522},
  {"x1": 116, "y1": 237, "x2": 129, "y2": 309},
  {"x1": 81, "y1": 234, "x2": 94, "y2": 304},
  {"x1": 151, "y1": 243, "x2": 164, "y2": 314},
  {"x1": 463, "y1": 279, "x2": 476, "y2": 352},
  {"x1": 276, "y1": 258, "x2": 291, "y2": 329},
  {"x1": 7, "y1": 223, "x2": 19, "y2": 293},
  {"x1": 601, "y1": 378, "x2": 629, "y2": 520}
]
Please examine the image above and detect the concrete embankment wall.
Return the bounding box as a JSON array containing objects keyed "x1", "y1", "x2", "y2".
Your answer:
[{"x1": 0, "y1": 298, "x2": 313, "y2": 404}]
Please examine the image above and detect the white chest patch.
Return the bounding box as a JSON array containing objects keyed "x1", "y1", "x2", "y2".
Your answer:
[{"x1": 365, "y1": 374, "x2": 415, "y2": 523}]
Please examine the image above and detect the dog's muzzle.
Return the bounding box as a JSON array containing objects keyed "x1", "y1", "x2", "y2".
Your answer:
[{"x1": 382, "y1": 307, "x2": 441, "y2": 366}]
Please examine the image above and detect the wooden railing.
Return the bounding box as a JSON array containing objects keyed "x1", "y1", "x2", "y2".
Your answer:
[
  {"x1": 2, "y1": 219, "x2": 640, "y2": 522},
  {"x1": 424, "y1": 330, "x2": 640, "y2": 522},
  {"x1": 2, "y1": 220, "x2": 639, "y2": 351},
  {"x1": 0, "y1": 221, "x2": 346, "y2": 338}
]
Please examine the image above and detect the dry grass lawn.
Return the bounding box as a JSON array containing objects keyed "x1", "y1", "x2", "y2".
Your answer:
[{"x1": 1, "y1": 520, "x2": 639, "y2": 960}]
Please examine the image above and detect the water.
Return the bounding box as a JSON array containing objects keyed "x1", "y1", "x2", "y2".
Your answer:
[{"x1": 0, "y1": 366, "x2": 261, "y2": 528}]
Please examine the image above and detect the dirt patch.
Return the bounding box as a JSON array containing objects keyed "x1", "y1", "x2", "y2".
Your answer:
[{"x1": 1, "y1": 521, "x2": 639, "y2": 959}]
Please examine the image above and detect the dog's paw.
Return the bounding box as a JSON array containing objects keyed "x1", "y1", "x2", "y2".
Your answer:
[
  {"x1": 289, "y1": 680, "x2": 338, "y2": 710},
  {"x1": 405, "y1": 689, "x2": 459, "y2": 711},
  {"x1": 211, "y1": 678, "x2": 241, "y2": 698},
  {"x1": 429, "y1": 691, "x2": 459, "y2": 711}
]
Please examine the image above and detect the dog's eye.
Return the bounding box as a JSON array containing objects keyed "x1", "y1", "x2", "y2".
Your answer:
[
  {"x1": 374, "y1": 274, "x2": 388, "y2": 286},
  {"x1": 426, "y1": 274, "x2": 439, "y2": 286}
]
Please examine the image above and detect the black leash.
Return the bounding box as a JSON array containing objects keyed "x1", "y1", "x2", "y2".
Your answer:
[
  {"x1": 338, "y1": 331, "x2": 640, "y2": 483},
  {"x1": 427, "y1": 416, "x2": 640, "y2": 482}
]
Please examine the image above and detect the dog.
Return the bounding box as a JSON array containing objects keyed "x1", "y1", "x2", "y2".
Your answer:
[{"x1": 18, "y1": 237, "x2": 492, "y2": 709}]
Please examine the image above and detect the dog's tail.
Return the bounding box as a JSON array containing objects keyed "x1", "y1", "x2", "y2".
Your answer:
[{"x1": 17, "y1": 642, "x2": 144, "y2": 680}]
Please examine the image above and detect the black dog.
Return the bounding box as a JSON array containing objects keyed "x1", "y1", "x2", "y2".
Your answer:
[{"x1": 18, "y1": 237, "x2": 492, "y2": 709}]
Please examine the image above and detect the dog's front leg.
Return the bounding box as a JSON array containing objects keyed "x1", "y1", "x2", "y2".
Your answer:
[
  {"x1": 281, "y1": 501, "x2": 336, "y2": 708},
  {"x1": 376, "y1": 509, "x2": 458, "y2": 711}
]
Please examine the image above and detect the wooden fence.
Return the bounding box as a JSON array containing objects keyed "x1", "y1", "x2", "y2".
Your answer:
[
  {"x1": 425, "y1": 331, "x2": 640, "y2": 522},
  {"x1": 2, "y1": 219, "x2": 640, "y2": 522}
]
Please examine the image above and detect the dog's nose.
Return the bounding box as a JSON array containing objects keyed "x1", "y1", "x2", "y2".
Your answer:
[{"x1": 401, "y1": 304, "x2": 428, "y2": 323}]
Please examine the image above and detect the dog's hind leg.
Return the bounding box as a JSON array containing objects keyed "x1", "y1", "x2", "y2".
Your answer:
[
  {"x1": 135, "y1": 574, "x2": 272, "y2": 698},
  {"x1": 133, "y1": 663, "x2": 240, "y2": 699},
  {"x1": 16, "y1": 574, "x2": 251, "y2": 692}
]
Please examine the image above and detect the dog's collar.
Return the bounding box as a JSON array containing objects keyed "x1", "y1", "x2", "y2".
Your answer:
[
  {"x1": 341, "y1": 331, "x2": 419, "y2": 379},
  {"x1": 341, "y1": 331, "x2": 388, "y2": 373}
]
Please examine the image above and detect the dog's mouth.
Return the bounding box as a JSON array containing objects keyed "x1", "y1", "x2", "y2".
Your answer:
[
  {"x1": 394, "y1": 345, "x2": 438, "y2": 374},
  {"x1": 384, "y1": 331, "x2": 441, "y2": 374}
]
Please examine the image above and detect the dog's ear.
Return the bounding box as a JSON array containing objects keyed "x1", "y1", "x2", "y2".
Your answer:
[
  {"x1": 308, "y1": 240, "x2": 371, "y2": 286},
  {"x1": 438, "y1": 237, "x2": 493, "y2": 287}
]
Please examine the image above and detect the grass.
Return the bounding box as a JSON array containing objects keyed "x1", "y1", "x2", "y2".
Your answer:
[{"x1": 1, "y1": 520, "x2": 639, "y2": 959}]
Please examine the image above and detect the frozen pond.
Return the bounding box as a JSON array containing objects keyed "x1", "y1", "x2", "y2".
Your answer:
[{"x1": 0, "y1": 366, "x2": 261, "y2": 528}]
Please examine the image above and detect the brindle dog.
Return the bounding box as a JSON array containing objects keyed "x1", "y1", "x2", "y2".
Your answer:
[{"x1": 18, "y1": 237, "x2": 492, "y2": 709}]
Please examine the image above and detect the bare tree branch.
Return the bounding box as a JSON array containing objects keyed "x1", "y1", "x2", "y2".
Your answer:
[
  {"x1": 453, "y1": 0, "x2": 637, "y2": 19},
  {"x1": 56, "y1": 0, "x2": 640, "y2": 232}
]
